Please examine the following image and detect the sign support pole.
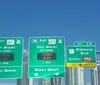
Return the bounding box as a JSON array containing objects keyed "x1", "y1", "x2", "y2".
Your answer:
[
  {"x1": 29, "y1": 78, "x2": 33, "y2": 85},
  {"x1": 53, "y1": 78, "x2": 61, "y2": 85},
  {"x1": 17, "y1": 49, "x2": 29, "y2": 85}
]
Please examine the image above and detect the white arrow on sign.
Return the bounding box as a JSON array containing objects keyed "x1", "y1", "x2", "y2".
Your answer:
[
  {"x1": 34, "y1": 73, "x2": 38, "y2": 76},
  {"x1": 55, "y1": 72, "x2": 59, "y2": 76}
]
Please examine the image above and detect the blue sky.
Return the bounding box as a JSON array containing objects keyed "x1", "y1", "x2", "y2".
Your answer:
[{"x1": 0, "y1": 0, "x2": 100, "y2": 84}]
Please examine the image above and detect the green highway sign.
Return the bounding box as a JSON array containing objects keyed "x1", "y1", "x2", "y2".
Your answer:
[
  {"x1": 0, "y1": 37, "x2": 23, "y2": 78},
  {"x1": 66, "y1": 45, "x2": 96, "y2": 67},
  {"x1": 28, "y1": 37, "x2": 65, "y2": 78},
  {"x1": 74, "y1": 41, "x2": 96, "y2": 46}
]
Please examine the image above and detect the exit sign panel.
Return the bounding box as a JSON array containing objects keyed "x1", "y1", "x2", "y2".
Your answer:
[
  {"x1": 66, "y1": 46, "x2": 96, "y2": 67},
  {"x1": 29, "y1": 37, "x2": 65, "y2": 78},
  {"x1": 74, "y1": 41, "x2": 96, "y2": 46},
  {"x1": 0, "y1": 38, "x2": 23, "y2": 78}
]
